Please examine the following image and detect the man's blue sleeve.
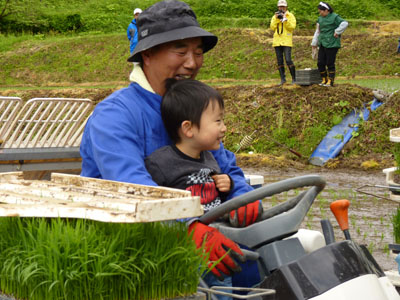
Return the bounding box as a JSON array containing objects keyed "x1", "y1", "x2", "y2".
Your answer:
[
  {"x1": 211, "y1": 143, "x2": 253, "y2": 200},
  {"x1": 83, "y1": 100, "x2": 157, "y2": 186}
]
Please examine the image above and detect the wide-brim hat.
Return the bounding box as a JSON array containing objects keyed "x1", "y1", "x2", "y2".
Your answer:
[{"x1": 127, "y1": 0, "x2": 218, "y2": 62}]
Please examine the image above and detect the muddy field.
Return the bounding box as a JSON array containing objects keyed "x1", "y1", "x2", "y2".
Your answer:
[{"x1": 240, "y1": 165, "x2": 399, "y2": 272}]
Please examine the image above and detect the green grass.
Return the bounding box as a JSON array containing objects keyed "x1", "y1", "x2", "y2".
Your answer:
[
  {"x1": 1, "y1": 29, "x2": 399, "y2": 87},
  {"x1": 338, "y1": 78, "x2": 400, "y2": 93},
  {"x1": 0, "y1": 33, "x2": 34, "y2": 52},
  {"x1": 0, "y1": 218, "x2": 206, "y2": 299},
  {"x1": 0, "y1": 33, "x2": 132, "y2": 86}
]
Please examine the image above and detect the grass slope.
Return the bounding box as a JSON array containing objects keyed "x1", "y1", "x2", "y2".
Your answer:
[{"x1": 1, "y1": 26, "x2": 399, "y2": 87}]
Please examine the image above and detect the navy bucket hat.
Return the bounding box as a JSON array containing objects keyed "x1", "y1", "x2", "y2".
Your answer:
[{"x1": 127, "y1": 0, "x2": 218, "y2": 62}]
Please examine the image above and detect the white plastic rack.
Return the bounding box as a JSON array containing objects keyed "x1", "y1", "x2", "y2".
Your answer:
[
  {"x1": 382, "y1": 127, "x2": 400, "y2": 202},
  {"x1": 0, "y1": 97, "x2": 93, "y2": 173}
]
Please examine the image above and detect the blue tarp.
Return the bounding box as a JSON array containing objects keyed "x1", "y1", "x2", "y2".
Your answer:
[{"x1": 309, "y1": 98, "x2": 383, "y2": 166}]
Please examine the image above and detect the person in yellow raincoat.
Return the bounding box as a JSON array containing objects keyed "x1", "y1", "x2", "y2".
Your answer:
[{"x1": 270, "y1": 0, "x2": 296, "y2": 85}]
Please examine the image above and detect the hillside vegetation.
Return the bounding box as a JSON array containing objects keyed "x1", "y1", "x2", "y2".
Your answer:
[
  {"x1": 0, "y1": 1, "x2": 400, "y2": 170},
  {"x1": 1, "y1": 0, "x2": 399, "y2": 34}
]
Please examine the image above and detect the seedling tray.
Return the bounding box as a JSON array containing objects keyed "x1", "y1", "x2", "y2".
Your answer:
[
  {"x1": 390, "y1": 128, "x2": 400, "y2": 143},
  {"x1": 0, "y1": 172, "x2": 203, "y2": 223},
  {"x1": 295, "y1": 68, "x2": 322, "y2": 86}
]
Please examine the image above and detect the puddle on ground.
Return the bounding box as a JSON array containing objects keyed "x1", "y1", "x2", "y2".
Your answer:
[{"x1": 242, "y1": 167, "x2": 399, "y2": 272}]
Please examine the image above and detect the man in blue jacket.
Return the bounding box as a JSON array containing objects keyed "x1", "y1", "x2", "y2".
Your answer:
[
  {"x1": 127, "y1": 8, "x2": 142, "y2": 54},
  {"x1": 80, "y1": 1, "x2": 261, "y2": 297},
  {"x1": 81, "y1": 0, "x2": 255, "y2": 219}
]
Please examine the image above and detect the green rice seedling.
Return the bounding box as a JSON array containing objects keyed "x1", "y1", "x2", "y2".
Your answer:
[
  {"x1": 306, "y1": 212, "x2": 314, "y2": 223},
  {"x1": 337, "y1": 190, "x2": 346, "y2": 199},
  {"x1": 350, "y1": 215, "x2": 357, "y2": 228},
  {"x1": 383, "y1": 244, "x2": 390, "y2": 256},
  {"x1": 306, "y1": 222, "x2": 312, "y2": 230},
  {"x1": 391, "y1": 206, "x2": 400, "y2": 244},
  {"x1": 0, "y1": 218, "x2": 207, "y2": 300},
  {"x1": 319, "y1": 196, "x2": 328, "y2": 206},
  {"x1": 368, "y1": 242, "x2": 375, "y2": 254},
  {"x1": 320, "y1": 207, "x2": 327, "y2": 220},
  {"x1": 270, "y1": 195, "x2": 278, "y2": 207}
]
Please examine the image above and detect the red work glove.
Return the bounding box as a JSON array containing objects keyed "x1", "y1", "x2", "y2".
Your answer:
[
  {"x1": 229, "y1": 200, "x2": 263, "y2": 228},
  {"x1": 189, "y1": 221, "x2": 246, "y2": 280}
]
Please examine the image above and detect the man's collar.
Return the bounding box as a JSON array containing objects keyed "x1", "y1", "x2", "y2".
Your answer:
[{"x1": 129, "y1": 64, "x2": 155, "y2": 94}]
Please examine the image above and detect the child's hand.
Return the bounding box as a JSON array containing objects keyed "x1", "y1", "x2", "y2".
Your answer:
[{"x1": 211, "y1": 174, "x2": 231, "y2": 193}]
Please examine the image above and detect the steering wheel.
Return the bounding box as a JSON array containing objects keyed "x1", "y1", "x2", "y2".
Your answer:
[{"x1": 199, "y1": 174, "x2": 326, "y2": 249}]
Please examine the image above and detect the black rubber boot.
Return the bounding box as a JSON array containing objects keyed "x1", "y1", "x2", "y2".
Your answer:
[
  {"x1": 328, "y1": 71, "x2": 335, "y2": 87},
  {"x1": 288, "y1": 65, "x2": 296, "y2": 84},
  {"x1": 278, "y1": 66, "x2": 286, "y2": 85},
  {"x1": 319, "y1": 70, "x2": 328, "y2": 86}
]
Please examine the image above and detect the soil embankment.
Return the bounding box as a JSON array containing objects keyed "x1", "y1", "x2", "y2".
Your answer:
[{"x1": 2, "y1": 83, "x2": 399, "y2": 172}]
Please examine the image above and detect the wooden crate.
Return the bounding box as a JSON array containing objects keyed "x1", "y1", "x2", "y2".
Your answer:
[{"x1": 0, "y1": 172, "x2": 203, "y2": 223}]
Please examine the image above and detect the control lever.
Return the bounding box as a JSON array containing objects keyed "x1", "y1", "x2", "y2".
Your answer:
[
  {"x1": 330, "y1": 199, "x2": 351, "y2": 240},
  {"x1": 320, "y1": 219, "x2": 336, "y2": 245}
]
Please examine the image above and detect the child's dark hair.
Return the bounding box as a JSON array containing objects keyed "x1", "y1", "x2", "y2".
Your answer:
[
  {"x1": 162, "y1": 78, "x2": 224, "y2": 143},
  {"x1": 317, "y1": 2, "x2": 333, "y2": 12}
]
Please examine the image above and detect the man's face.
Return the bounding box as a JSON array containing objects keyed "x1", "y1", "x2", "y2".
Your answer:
[
  {"x1": 278, "y1": 6, "x2": 287, "y2": 12},
  {"x1": 134, "y1": 13, "x2": 140, "y2": 19},
  {"x1": 142, "y1": 37, "x2": 204, "y2": 96}
]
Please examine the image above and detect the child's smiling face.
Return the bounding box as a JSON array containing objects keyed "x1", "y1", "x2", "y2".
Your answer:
[{"x1": 192, "y1": 100, "x2": 226, "y2": 152}]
